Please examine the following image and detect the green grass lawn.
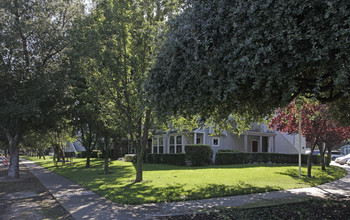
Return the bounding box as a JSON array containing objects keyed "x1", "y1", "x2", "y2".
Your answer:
[{"x1": 25, "y1": 157, "x2": 346, "y2": 205}]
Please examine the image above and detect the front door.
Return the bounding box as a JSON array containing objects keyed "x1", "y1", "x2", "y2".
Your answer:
[{"x1": 252, "y1": 141, "x2": 258, "y2": 152}]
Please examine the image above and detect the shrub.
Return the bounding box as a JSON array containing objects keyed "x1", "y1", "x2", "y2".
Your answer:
[
  {"x1": 91, "y1": 150, "x2": 99, "y2": 158},
  {"x1": 77, "y1": 151, "x2": 87, "y2": 158},
  {"x1": 147, "y1": 154, "x2": 186, "y2": 166},
  {"x1": 124, "y1": 154, "x2": 137, "y2": 162},
  {"x1": 185, "y1": 144, "x2": 213, "y2": 166},
  {"x1": 98, "y1": 152, "x2": 104, "y2": 159},
  {"x1": 64, "y1": 152, "x2": 75, "y2": 158},
  {"x1": 215, "y1": 152, "x2": 321, "y2": 165}
]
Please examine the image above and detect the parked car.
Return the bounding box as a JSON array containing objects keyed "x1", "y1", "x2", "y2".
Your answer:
[
  {"x1": 305, "y1": 149, "x2": 320, "y2": 155},
  {"x1": 347, "y1": 159, "x2": 350, "y2": 166},
  {"x1": 335, "y1": 153, "x2": 350, "y2": 165},
  {"x1": 331, "y1": 151, "x2": 344, "y2": 160}
]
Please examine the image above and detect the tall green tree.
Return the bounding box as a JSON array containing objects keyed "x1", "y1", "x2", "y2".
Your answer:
[
  {"x1": 147, "y1": 0, "x2": 350, "y2": 127},
  {"x1": 70, "y1": 72, "x2": 102, "y2": 168},
  {"x1": 0, "y1": 0, "x2": 83, "y2": 178},
  {"x1": 21, "y1": 130, "x2": 52, "y2": 159},
  {"x1": 71, "y1": 0, "x2": 182, "y2": 182}
]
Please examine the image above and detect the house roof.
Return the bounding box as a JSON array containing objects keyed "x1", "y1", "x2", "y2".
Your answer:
[
  {"x1": 245, "y1": 131, "x2": 277, "y2": 137},
  {"x1": 73, "y1": 142, "x2": 86, "y2": 152},
  {"x1": 65, "y1": 142, "x2": 86, "y2": 152}
]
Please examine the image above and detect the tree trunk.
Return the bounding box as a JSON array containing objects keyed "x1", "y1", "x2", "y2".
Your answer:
[
  {"x1": 307, "y1": 145, "x2": 316, "y2": 178},
  {"x1": 84, "y1": 131, "x2": 97, "y2": 168},
  {"x1": 135, "y1": 150, "x2": 143, "y2": 182},
  {"x1": 86, "y1": 150, "x2": 91, "y2": 168},
  {"x1": 135, "y1": 109, "x2": 151, "y2": 183},
  {"x1": 319, "y1": 143, "x2": 326, "y2": 171},
  {"x1": 60, "y1": 137, "x2": 66, "y2": 166},
  {"x1": 326, "y1": 145, "x2": 332, "y2": 167},
  {"x1": 112, "y1": 138, "x2": 118, "y2": 160},
  {"x1": 53, "y1": 145, "x2": 60, "y2": 166},
  {"x1": 5, "y1": 131, "x2": 21, "y2": 178},
  {"x1": 104, "y1": 137, "x2": 109, "y2": 175}
]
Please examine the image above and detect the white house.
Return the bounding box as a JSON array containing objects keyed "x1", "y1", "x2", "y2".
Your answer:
[{"x1": 151, "y1": 124, "x2": 306, "y2": 156}]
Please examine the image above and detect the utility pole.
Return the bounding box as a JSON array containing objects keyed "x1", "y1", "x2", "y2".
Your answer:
[{"x1": 298, "y1": 106, "x2": 302, "y2": 179}]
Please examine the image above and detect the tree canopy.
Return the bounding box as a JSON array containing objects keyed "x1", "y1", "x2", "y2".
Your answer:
[
  {"x1": 0, "y1": 0, "x2": 83, "y2": 178},
  {"x1": 269, "y1": 101, "x2": 350, "y2": 176},
  {"x1": 147, "y1": 0, "x2": 350, "y2": 126},
  {"x1": 70, "y1": 0, "x2": 183, "y2": 181}
]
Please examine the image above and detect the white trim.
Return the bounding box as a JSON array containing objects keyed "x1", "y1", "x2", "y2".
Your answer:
[
  {"x1": 151, "y1": 138, "x2": 154, "y2": 154},
  {"x1": 246, "y1": 131, "x2": 276, "y2": 137},
  {"x1": 168, "y1": 134, "x2": 183, "y2": 153},
  {"x1": 259, "y1": 136, "x2": 263, "y2": 152},
  {"x1": 212, "y1": 137, "x2": 220, "y2": 146},
  {"x1": 152, "y1": 137, "x2": 164, "y2": 154},
  {"x1": 182, "y1": 135, "x2": 185, "y2": 153}
]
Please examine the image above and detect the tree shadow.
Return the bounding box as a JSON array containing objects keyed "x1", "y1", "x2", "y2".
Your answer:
[
  {"x1": 142, "y1": 163, "x2": 298, "y2": 171},
  {"x1": 276, "y1": 167, "x2": 342, "y2": 186},
  {"x1": 96, "y1": 180, "x2": 283, "y2": 205}
]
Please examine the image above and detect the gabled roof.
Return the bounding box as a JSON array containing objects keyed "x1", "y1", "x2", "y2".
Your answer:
[{"x1": 65, "y1": 142, "x2": 86, "y2": 152}]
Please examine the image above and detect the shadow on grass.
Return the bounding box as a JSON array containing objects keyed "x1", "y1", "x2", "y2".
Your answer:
[
  {"x1": 276, "y1": 166, "x2": 345, "y2": 186},
  {"x1": 98, "y1": 181, "x2": 283, "y2": 205},
  {"x1": 142, "y1": 163, "x2": 298, "y2": 171}
]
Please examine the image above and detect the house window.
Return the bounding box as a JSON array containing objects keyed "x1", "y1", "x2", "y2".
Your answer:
[
  {"x1": 176, "y1": 136, "x2": 182, "y2": 153},
  {"x1": 170, "y1": 136, "x2": 175, "y2": 153},
  {"x1": 170, "y1": 135, "x2": 182, "y2": 153},
  {"x1": 153, "y1": 137, "x2": 164, "y2": 154},
  {"x1": 213, "y1": 137, "x2": 220, "y2": 146},
  {"x1": 159, "y1": 137, "x2": 164, "y2": 154},
  {"x1": 153, "y1": 138, "x2": 158, "y2": 154},
  {"x1": 196, "y1": 137, "x2": 201, "y2": 144}
]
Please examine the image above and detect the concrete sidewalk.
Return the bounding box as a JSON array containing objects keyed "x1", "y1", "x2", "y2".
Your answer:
[{"x1": 22, "y1": 159, "x2": 350, "y2": 220}]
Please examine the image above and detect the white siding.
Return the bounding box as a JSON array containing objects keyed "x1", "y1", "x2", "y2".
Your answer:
[{"x1": 274, "y1": 133, "x2": 306, "y2": 154}]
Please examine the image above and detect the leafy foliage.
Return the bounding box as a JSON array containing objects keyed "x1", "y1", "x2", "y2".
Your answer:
[
  {"x1": 147, "y1": 153, "x2": 186, "y2": 166},
  {"x1": 70, "y1": 0, "x2": 184, "y2": 181},
  {"x1": 147, "y1": 0, "x2": 350, "y2": 126},
  {"x1": 0, "y1": 0, "x2": 83, "y2": 178},
  {"x1": 269, "y1": 101, "x2": 350, "y2": 176},
  {"x1": 185, "y1": 144, "x2": 213, "y2": 166},
  {"x1": 269, "y1": 102, "x2": 350, "y2": 149}
]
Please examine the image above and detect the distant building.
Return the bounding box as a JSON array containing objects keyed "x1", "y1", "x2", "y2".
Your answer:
[
  {"x1": 341, "y1": 145, "x2": 350, "y2": 155},
  {"x1": 151, "y1": 124, "x2": 306, "y2": 159}
]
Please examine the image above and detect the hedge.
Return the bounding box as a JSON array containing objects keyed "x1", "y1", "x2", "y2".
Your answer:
[
  {"x1": 215, "y1": 152, "x2": 321, "y2": 165},
  {"x1": 124, "y1": 154, "x2": 137, "y2": 162},
  {"x1": 77, "y1": 151, "x2": 87, "y2": 158},
  {"x1": 91, "y1": 150, "x2": 99, "y2": 158},
  {"x1": 147, "y1": 153, "x2": 186, "y2": 166},
  {"x1": 185, "y1": 144, "x2": 213, "y2": 166},
  {"x1": 64, "y1": 152, "x2": 75, "y2": 157}
]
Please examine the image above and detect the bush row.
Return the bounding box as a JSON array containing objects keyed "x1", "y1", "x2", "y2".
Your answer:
[
  {"x1": 147, "y1": 153, "x2": 186, "y2": 166},
  {"x1": 147, "y1": 145, "x2": 213, "y2": 166},
  {"x1": 76, "y1": 151, "x2": 103, "y2": 158},
  {"x1": 215, "y1": 152, "x2": 321, "y2": 165},
  {"x1": 185, "y1": 145, "x2": 213, "y2": 166},
  {"x1": 124, "y1": 154, "x2": 137, "y2": 162}
]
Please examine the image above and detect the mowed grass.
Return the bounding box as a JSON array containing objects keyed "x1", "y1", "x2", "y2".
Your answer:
[{"x1": 25, "y1": 157, "x2": 346, "y2": 204}]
